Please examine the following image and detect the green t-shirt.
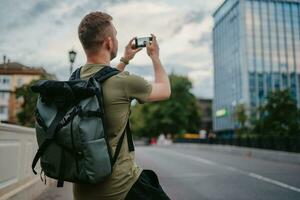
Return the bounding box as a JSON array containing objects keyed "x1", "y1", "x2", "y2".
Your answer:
[{"x1": 73, "y1": 64, "x2": 152, "y2": 200}]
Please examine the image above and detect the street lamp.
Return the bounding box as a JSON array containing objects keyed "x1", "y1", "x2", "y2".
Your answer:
[
  {"x1": 69, "y1": 49, "x2": 77, "y2": 75},
  {"x1": 232, "y1": 100, "x2": 237, "y2": 137}
]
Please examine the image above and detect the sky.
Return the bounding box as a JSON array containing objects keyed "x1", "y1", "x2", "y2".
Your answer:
[{"x1": 0, "y1": 0, "x2": 223, "y2": 99}]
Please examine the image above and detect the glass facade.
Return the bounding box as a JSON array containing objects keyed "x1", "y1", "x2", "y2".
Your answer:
[{"x1": 213, "y1": 0, "x2": 300, "y2": 133}]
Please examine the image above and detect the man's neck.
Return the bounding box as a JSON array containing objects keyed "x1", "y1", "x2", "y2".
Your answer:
[{"x1": 86, "y1": 52, "x2": 110, "y2": 65}]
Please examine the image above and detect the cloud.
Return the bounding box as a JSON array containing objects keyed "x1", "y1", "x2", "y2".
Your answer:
[
  {"x1": 0, "y1": 0, "x2": 224, "y2": 99},
  {"x1": 188, "y1": 69, "x2": 213, "y2": 98},
  {"x1": 29, "y1": 1, "x2": 57, "y2": 17}
]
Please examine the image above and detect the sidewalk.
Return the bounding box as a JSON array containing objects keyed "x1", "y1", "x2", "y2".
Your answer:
[{"x1": 34, "y1": 182, "x2": 73, "y2": 200}]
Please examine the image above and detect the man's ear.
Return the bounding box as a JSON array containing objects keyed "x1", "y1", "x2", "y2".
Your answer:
[{"x1": 105, "y1": 37, "x2": 113, "y2": 51}]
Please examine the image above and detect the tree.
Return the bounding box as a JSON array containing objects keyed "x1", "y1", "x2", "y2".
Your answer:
[
  {"x1": 130, "y1": 74, "x2": 201, "y2": 138},
  {"x1": 252, "y1": 89, "x2": 300, "y2": 137},
  {"x1": 232, "y1": 103, "x2": 248, "y2": 135},
  {"x1": 16, "y1": 74, "x2": 51, "y2": 127}
]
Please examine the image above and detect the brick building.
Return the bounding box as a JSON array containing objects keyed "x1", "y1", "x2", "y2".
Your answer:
[{"x1": 0, "y1": 62, "x2": 55, "y2": 123}]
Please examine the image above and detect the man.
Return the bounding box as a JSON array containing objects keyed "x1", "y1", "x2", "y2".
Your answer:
[{"x1": 73, "y1": 11, "x2": 171, "y2": 200}]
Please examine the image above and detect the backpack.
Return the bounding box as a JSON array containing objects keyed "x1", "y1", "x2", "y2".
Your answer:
[{"x1": 31, "y1": 66, "x2": 135, "y2": 187}]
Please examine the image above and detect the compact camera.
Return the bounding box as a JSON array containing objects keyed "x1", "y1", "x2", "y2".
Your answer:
[{"x1": 135, "y1": 36, "x2": 153, "y2": 48}]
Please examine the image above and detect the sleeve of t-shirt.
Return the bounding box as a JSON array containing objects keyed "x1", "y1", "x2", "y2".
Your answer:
[{"x1": 123, "y1": 71, "x2": 152, "y2": 104}]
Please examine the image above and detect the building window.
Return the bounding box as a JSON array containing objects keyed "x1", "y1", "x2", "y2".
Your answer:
[
  {"x1": 266, "y1": 73, "x2": 272, "y2": 93},
  {"x1": 274, "y1": 73, "x2": 280, "y2": 89},
  {"x1": 0, "y1": 92, "x2": 5, "y2": 99},
  {"x1": 17, "y1": 78, "x2": 23, "y2": 87},
  {"x1": 0, "y1": 77, "x2": 10, "y2": 86},
  {"x1": 282, "y1": 73, "x2": 288, "y2": 89},
  {"x1": 0, "y1": 106, "x2": 7, "y2": 114}
]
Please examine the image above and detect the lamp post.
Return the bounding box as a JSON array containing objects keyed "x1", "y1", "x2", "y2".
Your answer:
[
  {"x1": 232, "y1": 100, "x2": 237, "y2": 137},
  {"x1": 69, "y1": 49, "x2": 77, "y2": 75}
]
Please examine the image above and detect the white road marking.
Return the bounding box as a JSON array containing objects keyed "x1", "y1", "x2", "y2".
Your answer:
[
  {"x1": 152, "y1": 147, "x2": 300, "y2": 193},
  {"x1": 176, "y1": 153, "x2": 219, "y2": 166},
  {"x1": 249, "y1": 173, "x2": 300, "y2": 193},
  {"x1": 161, "y1": 173, "x2": 217, "y2": 178}
]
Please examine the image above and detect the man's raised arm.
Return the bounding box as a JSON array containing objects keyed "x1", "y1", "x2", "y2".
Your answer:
[{"x1": 146, "y1": 34, "x2": 171, "y2": 102}]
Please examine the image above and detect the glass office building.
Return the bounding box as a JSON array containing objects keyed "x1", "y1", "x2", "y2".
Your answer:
[{"x1": 212, "y1": 0, "x2": 300, "y2": 136}]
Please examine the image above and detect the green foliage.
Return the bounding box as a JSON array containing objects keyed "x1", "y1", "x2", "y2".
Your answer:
[
  {"x1": 131, "y1": 74, "x2": 201, "y2": 137},
  {"x1": 233, "y1": 104, "x2": 247, "y2": 127},
  {"x1": 232, "y1": 103, "x2": 249, "y2": 135},
  {"x1": 252, "y1": 89, "x2": 300, "y2": 137},
  {"x1": 16, "y1": 81, "x2": 38, "y2": 127},
  {"x1": 16, "y1": 75, "x2": 49, "y2": 127}
]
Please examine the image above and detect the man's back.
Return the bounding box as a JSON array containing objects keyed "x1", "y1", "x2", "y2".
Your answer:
[
  {"x1": 75, "y1": 10, "x2": 171, "y2": 199},
  {"x1": 72, "y1": 64, "x2": 152, "y2": 200}
]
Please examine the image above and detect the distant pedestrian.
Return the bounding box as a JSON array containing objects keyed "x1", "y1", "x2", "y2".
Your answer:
[{"x1": 72, "y1": 11, "x2": 171, "y2": 200}]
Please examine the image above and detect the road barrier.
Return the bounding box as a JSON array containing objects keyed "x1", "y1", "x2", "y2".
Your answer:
[
  {"x1": 171, "y1": 142, "x2": 300, "y2": 165},
  {"x1": 0, "y1": 123, "x2": 52, "y2": 200},
  {"x1": 175, "y1": 136, "x2": 300, "y2": 153}
]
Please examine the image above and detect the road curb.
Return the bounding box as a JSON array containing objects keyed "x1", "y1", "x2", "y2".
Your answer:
[{"x1": 170, "y1": 143, "x2": 300, "y2": 165}]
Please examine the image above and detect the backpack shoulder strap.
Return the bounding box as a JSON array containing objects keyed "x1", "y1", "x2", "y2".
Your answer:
[
  {"x1": 112, "y1": 120, "x2": 134, "y2": 166},
  {"x1": 69, "y1": 67, "x2": 82, "y2": 81},
  {"x1": 93, "y1": 66, "x2": 120, "y2": 83},
  {"x1": 93, "y1": 66, "x2": 133, "y2": 166}
]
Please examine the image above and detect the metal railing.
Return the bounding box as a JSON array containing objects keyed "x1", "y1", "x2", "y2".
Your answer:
[{"x1": 175, "y1": 136, "x2": 300, "y2": 153}]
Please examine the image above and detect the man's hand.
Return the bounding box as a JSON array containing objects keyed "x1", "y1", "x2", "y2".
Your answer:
[
  {"x1": 146, "y1": 34, "x2": 159, "y2": 60},
  {"x1": 117, "y1": 37, "x2": 142, "y2": 71},
  {"x1": 123, "y1": 37, "x2": 142, "y2": 61}
]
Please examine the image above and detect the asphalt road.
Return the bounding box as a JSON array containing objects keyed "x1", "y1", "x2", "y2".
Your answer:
[
  {"x1": 36, "y1": 145, "x2": 300, "y2": 200},
  {"x1": 136, "y1": 146, "x2": 300, "y2": 200}
]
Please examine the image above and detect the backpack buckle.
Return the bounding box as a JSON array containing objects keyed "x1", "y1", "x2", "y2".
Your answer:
[{"x1": 60, "y1": 114, "x2": 70, "y2": 125}]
